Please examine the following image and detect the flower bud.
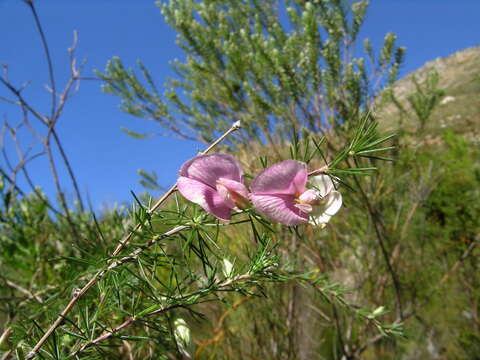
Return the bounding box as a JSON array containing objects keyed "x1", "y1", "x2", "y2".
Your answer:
[
  {"x1": 222, "y1": 258, "x2": 234, "y2": 278},
  {"x1": 174, "y1": 318, "x2": 191, "y2": 358}
]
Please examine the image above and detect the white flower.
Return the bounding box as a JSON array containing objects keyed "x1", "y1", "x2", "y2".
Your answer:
[{"x1": 308, "y1": 175, "x2": 342, "y2": 227}]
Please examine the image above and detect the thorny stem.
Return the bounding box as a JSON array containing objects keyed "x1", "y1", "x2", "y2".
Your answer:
[{"x1": 26, "y1": 121, "x2": 241, "y2": 359}]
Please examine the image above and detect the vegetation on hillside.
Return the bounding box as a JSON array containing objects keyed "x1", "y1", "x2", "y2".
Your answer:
[{"x1": 1, "y1": 1, "x2": 479, "y2": 359}]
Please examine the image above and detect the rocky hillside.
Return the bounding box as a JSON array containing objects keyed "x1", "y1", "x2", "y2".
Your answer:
[{"x1": 377, "y1": 46, "x2": 480, "y2": 142}]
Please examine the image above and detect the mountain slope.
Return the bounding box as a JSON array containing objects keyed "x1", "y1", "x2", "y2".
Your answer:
[{"x1": 377, "y1": 46, "x2": 480, "y2": 141}]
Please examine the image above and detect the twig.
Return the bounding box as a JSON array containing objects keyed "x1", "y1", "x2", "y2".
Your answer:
[
  {"x1": 348, "y1": 158, "x2": 404, "y2": 320},
  {"x1": 353, "y1": 238, "x2": 479, "y2": 357},
  {"x1": 111, "y1": 120, "x2": 241, "y2": 257},
  {"x1": 72, "y1": 305, "x2": 177, "y2": 356},
  {"x1": 25, "y1": 0, "x2": 56, "y2": 120},
  {"x1": 25, "y1": 225, "x2": 189, "y2": 360},
  {"x1": 26, "y1": 121, "x2": 241, "y2": 359},
  {"x1": 3, "y1": 279, "x2": 43, "y2": 303},
  {"x1": 439, "y1": 237, "x2": 478, "y2": 286},
  {"x1": 0, "y1": 327, "x2": 12, "y2": 348},
  {"x1": 72, "y1": 273, "x2": 253, "y2": 356},
  {"x1": 0, "y1": 167, "x2": 25, "y2": 196},
  {"x1": 2, "y1": 1, "x2": 86, "y2": 211}
]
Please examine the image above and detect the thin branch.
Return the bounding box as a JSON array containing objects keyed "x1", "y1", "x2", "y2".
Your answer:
[
  {"x1": 0, "y1": 328, "x2": 12, "y2": 351},
  {"x1": 3, "y1": 279, "x2": 43, "y2": 303},
  {"x1": 348, "y1": 158, "x2": 404, "y2": 320},
  {"x1": 24, "y1": 0, "x2": 57, "y2": 119},
  {"x1": 46, "y1": 30, "x2": 85, "y2": 211},
  {"x1": 26, "y1": 121, "x2": 241, "y2": 359},
  {"x1": 439, "y1": 237, "x2": 478, "y2": 286},
  {"x1": 0, "y1": 95, "x2": 19, "y2": 105},
  {"x1": 0, "y1": 167, "x2": 25, "y2": 196},
  {"x1": 353, "y1": 238, "x2": 480, "y2": 357},
  {"x1": 72, "y1": 273, "x2": 253, "y2": 356},
  {"x1": 25, "y1": 224, "x2": 190, "y2": 360},
  {"x1": 1, "y1": 7, "x2": 85, "y2": 211},
  {"x1": 111, "y1": 120, "x2": 242, "y2": 257},
  {"x1": 21, "y1": 165, "x2": 64, "y2": 217},
  {"x1": 71, "y1": 306, "x2": 176, "y2": 356},
  {"x1": 0, "y1": 77, "x2": 49, "y2": 125}
]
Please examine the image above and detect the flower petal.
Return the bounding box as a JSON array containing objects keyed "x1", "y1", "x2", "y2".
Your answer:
[
  {"x1": 298, "y1": 189, "x2": 321, "y2": 203},
  {"x1": 177, "y1": 176, "x2": 232, "y2": 220},
  {"x1": 216, "y1": 178, "x2": 249, "y2": 199},
  {"x1": 250, "y1": 194, "x2": 309, "y2": 226},
  {"x1": 310, "y1": 191, "x2": 342, "y2": 226},
  {"x1": 179, "y1": 154, "x2": 243, "y2": 188},
  {"x1": 309, "y1": 174, "x2": 335, "y2": 198},
  {"x1": 251, "y1": 160, "x2": 307, "y2": 195},
  {"x1": 323, "y1": 191, "x2": 342, "y2": 216},
  {"x1": 216, "y1": 177, "x2": 250, "y2": 209},
  {"x1": 294, "y1": 202, "x2": 313, "y2": 213},
  {"x1": 309, "y1": 214, "x2": 331, "y2": 227}
]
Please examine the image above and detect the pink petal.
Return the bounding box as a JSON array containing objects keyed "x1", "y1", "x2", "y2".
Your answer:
[
  {"x1": 251, "y1": 160, "x2": 307, "y2": 195},
  {"x1": 215, "y1": 183, "x2": 236, "y2": 209},
  {"x1": 179, "y1": 154, "x2": 243, "y2": 188},
  {"x1": 298, "y1": 189, "x2": 321, "y2": 203},
  {"x1": 216, "y1": 178, "x2": 249, "y2": 199},
  {"x1": 250, "y1": 194, "x2": 309, "y2": 226},
  {"x1": 216, "y1": 177, "x2": 250, "y2": 209},
  {"x1": 294, "y1": 203, "x2": 313, "y2": 213},
  {"x1": 177, "y1": 176, "x2": 232, "y2": 220}
]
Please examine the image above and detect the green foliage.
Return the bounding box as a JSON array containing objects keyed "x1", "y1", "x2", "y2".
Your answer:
[
  {"x1": 99, "y1": 0, "x2": 404, "y2": 146},
  {"x1": 421, "y1": 131, "x2": 480, "y2": 249},
  {"x1": 2, "y1": 1, "x2": 480, "y2": 359},
  {"x1": 407, "y1": 71, "x2": 445, "y2": 131}
]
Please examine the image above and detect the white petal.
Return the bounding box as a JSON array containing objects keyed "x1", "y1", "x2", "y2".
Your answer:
[
  {"x1": 323, "y1": 191, "x2": 342, "y2": 216},
  {"x1": 309, "y1": 191, "x2": 342, "y2": 226},
  {"x1": 309, "y1": 214, "x2": 331, "y2": 227},
  {"x1": 309, "y1": 174, "x2": 335, "y2": 198}
]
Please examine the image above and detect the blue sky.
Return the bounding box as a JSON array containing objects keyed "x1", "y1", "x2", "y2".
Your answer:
[{"x1": 0, "y1": 0, "x2": 479, "y2": 210}]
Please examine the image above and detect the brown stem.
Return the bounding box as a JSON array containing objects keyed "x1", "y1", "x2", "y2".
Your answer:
[
  {"x1": 111, "y1": 120, "x2": 241, "y2": 257},
  {"x1": 73, "y1": 273, "x2": 253, "y2": 357},
  {"x1": 25, "y1": 225, "x2": 189, "y2": 360},
  {"x1": 25, "y1": 0, "x2": 56, "y2": 119},
  {"x1": 26, "y1": 121, "x2": 241, "y2": 359},
  {"x1": 51, "y1": 129, "x2": 85, "y2": 211},
  {"x1": 348, "y1": 158, "x2": 404, "y2": 320},
  {"x1": 44, "y1": 139, "x2": 80, "y2": 240}
]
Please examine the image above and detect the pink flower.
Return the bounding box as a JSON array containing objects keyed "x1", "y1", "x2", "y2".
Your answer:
[
  {"x1": 250, "y1": 160, "x2": 342, "y2": 226},
  {"x1": 177, "y1": 154, "x2": 249, "y2": 221}
]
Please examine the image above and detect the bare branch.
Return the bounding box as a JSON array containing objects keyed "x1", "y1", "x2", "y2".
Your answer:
[{"x1": 24, "y1": 0, "x2": 57, "y2": 119}]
